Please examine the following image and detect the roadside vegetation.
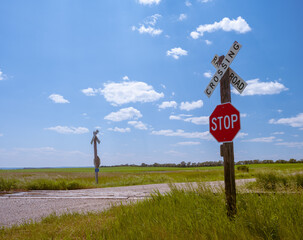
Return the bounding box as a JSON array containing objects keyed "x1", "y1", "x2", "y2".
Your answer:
[
  {"x1": 248, "y1": 171, "x2": 303, "y2": 192},
  {"x1": 1, "y1": 163, "x2": 302, "y2": 192},
  {"x1": 1, "y1": 165, "x2": 302, "y2": 239},
  {"x1": 1, "y1": 182, "x2": 302, "y2": 239}
]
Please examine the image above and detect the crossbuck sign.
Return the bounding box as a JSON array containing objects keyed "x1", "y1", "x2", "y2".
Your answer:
[{"x1": 204, "y1": 41, "x2": 247, "y2": 98}]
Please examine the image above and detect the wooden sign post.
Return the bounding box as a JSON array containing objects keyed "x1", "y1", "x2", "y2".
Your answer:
[
  {"x1": 91, "y1": 130, "x2": 101, "y2": 184},
  {"x1": 220, "y1": 68, "x2": 237, "y2": 217},
  {"x1": 205, "y1": 41, "x2": 248, "y2": 217}
]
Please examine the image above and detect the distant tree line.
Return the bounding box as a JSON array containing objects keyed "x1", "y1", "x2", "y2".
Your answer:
[{"x1": 103, "y1": 158, "x2": 303, "y2": 168}]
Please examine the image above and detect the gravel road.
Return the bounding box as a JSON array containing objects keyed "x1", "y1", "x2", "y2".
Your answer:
[{"x1": 0, "y1": 179, "x2": 255, "y2": 227}]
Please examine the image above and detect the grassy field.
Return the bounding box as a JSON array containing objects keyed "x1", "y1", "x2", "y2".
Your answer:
[
  {"x1": 1, "y1": 181, "x2": 302, "y2": 239},
  {"x1": 1, "y1": 163, "x2": 302, "y2": 191},
  {"x1": 0, "y1": 166, "x2": 302, "y2": 239}
]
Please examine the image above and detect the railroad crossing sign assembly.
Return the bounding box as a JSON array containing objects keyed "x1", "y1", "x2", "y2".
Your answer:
[
  {"x1": 209, "y1": 103, "x2": 241, "y2": 143},
  {"x1": 204, "y1": 41, "x2": 249, "y2": 217}
]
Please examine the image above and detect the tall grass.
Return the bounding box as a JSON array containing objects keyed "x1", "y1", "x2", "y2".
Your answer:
[
  {"x1": 1, "y1": 164, "x2": 302, "y2": 191},
  {"x1": 254, "y1": 172, "x2": 303, "y2": 191},
  {"x1": 0, "y1": 169, "x2": 226, "y2": 192},
  {"x1": 25, "y1": 179, "x2": 88, "y2": 190},
  {"x1": 0, "y1": 178, "x2": 16, "y2": 191},
  {"x1": 0, "y1": 177, "x2": 88, "y2": 191},
  {"x1": 1, "y1": 185, "x2": 302, "y2": 239}
]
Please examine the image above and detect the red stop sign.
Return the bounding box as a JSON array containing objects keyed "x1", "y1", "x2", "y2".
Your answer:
[{"x1": 209, "y1": 103, "x2": 241, "y2": 143}]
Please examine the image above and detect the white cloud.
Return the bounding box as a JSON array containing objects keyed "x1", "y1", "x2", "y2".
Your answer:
[
  {"x1": 169, "y1": 115, "x2": 182, "y2": 120},
  {"x1": 128, "y1": 121, "x2": 148, "y2": 130},
  {"x1": 180, "y1": 100, "x2": 203, "y2": 111},
  {"x1": 184, "y1": 116, "x2": 209, "y2": 125},
  {"x1": 83, "y1": 80, "x2": 164, "y2": 105},
  {"x1": 167, "y1": 47, "x2": 188, "y2": 59},
  {"x1": 122, "y1": 76, "x2": 129, "y2": 81},
  {"x1": 169, "y1": 114, "x2": 208, "y2": 125},
  {"x1": 48, "y1": 94, "x2": 70, "y2": 104},
  {"x1": 185, "y1": 0, "x2": 192, "y2": 7},
  {"x1": 151, "y1": 129, "x2": 211, "y2": 140},
  {"x1": 232, "y1": 79, "x2": 288, "y2": 96},
  {"x1": 169, "y1": 114, "x2": 192, "y2": 121},
  {"x1": 203, "y1": 71, "x2": 212, "y2": 78},
  {"x1": 199, "y1": 0, "x2": 212, "y2": 2},
  {"x1": 159, "y1": 101, "x2": 177, "y2": 109},
  {"x1": 16, "y1": 147, "x2": 56, "y2": 152},
  {"x1": 108, "y1": 127, "x2": 131, "y2": 133},
  {"x1": 145, "y1": 14, "x2": 161, "y2": 26},
  {"x1": 0, "y1": 69, "x2": 5, "y2": 81},
  {"x1": 132, "y1": 14, "x2": 162, "y2": 36},
  {"x1": 269, "y1": 113, "x2": 303, "y2": 128},
  {"x1": 101, "y1": 81, "x2": 164, "y2": 105},
  {"x1": 236, "y1": 132, "x2": 248, "y2": 138},
  {"x1": 45, "y1": 126, "x2": 89, "y2": 134},
  {"x1": 133, "y1": 25, "x2": 163, "y2": 36},
  {"x1": 272, "y1": 132, "x2": 284, "y2": 135},
  {"x1": 175, "y1": 141, "x2": 201, "y2": 146},
  {"x1": 205, "y1": 40, "x2": 212, "y2": 45},
  {"x1": 104, "y1": 107, "x2": 142, "y2": 122},
  {"x1": 0, "y1": 133, "x2": 3, "y2": 137},
  {"x1": 190, "y1": 16, "x2": 251, "y2": 39},
  {"x1": 275, "y1": 142, "x2": 303, "y2": 148},
  {"x1": 138, "y1": 0, "x2": 161, "y2": 5},
  {"x1": 190, "y1": 31, "x2": 200, "y2": 39},
  {"x1": 160, "y1": 84, "x2": 166, "y2": 89},
  {"x1": 179, "y1": 14, "x2": 187, "y2": 21},
  {"x1": 277, "y1": 109, "x2": 283, "y2": 113},
  {"x1": 81, "y1": 87, "x2": 100, "y2": 96},
  {"x1": 242, "y1": 136, "x2": 276, "y2": 143}
]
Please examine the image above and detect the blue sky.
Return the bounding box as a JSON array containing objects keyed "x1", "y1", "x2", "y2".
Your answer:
[{"x1": 1, "y1": 0, "x2": 303, "y2": 168}]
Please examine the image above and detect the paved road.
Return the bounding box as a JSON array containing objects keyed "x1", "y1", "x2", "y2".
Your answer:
[{"x1": 0, "y1": 179, "x2": 255, "y2": 227}]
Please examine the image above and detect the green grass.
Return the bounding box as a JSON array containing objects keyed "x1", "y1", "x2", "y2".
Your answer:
[
  {"x1": 1, "y1": 185, "x2": 302, "y2": 239},
  {"x1": 0, "y1": 166, "x2": 224, "y2": 173},
  {"x1": 1, "y1": 163, "x2": 302, "y2": 173},
  {"x1": 0, "y1": 164, "x2": 302, "y2": 191},
  {"x1": 0, "y1": 178, "x2": 17, "y2": 191},
  {"x1": 248, "y1": 171, "x2": 303, "y2": 191}
]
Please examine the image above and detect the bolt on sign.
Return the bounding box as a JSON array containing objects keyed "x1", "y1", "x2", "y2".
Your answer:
[
  {"x1": 209, "y1": 103, "x2": 240, "y2": 142},
  {"x1": 211, "y1": 54, "x2": 247, "y2": 94},
  {"x1": 204, "y1": 41, "x2": 245, "y2": 98}
]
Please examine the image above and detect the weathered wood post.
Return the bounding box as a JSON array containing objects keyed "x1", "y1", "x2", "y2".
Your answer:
[
  {"x1": 91, "y1": 130, "x2": 101, "y2": 184},
  {"x1": 220, "y1": 68, "x2": 237, "y2": 217}
]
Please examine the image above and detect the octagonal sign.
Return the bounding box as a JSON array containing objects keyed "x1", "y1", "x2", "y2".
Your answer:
[{"x1": 209, "y1": 103, "x2": 241, "y2": 143}]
